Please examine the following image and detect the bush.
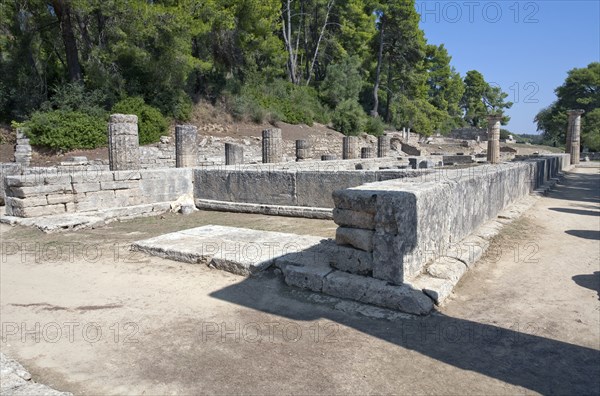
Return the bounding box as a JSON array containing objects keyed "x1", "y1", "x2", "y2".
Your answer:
[
  {"x1": 112, "y1": 97, "x2": 168, "y2": 145},
  {"x1": 331, "y1": 100, "x2": 366, "y2": 136},
  {"x1": 23, "y1": 110, "x2": 107, "y2": 150},
  {"x1": 365, "y1": 116, "x2": 385, "y2": 136},
  {"x1": 227, "y1": 78, "x2": 330, "y2": 126}
]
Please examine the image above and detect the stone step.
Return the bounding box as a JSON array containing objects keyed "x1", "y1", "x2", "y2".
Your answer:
[{"x1": 132, "y1": 225, "x2": 327, "y2": 276}]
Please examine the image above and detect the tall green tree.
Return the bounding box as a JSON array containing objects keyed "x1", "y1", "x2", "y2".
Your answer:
[
  {"x1": 535, "y1": 62, "x2": 600, "y2": 150},
  {"x1": 460, "y1": 70, "x2": 512, "y2": 127}
]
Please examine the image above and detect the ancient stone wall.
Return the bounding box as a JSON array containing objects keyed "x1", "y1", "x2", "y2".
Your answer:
[
  {"x1": 4, "y1": 168, "x2": 193, "y2": 217},
  {"x1": 331, "y1": 154, "x2": 571, "y2": 284},
  {"x1": 194, "y1": 166, "x2": 423, "y2": 209}
]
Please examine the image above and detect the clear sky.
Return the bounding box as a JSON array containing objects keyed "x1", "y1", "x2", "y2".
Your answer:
[{"x1": 416, "y1": 0, "x2": 600, "y2": 134}]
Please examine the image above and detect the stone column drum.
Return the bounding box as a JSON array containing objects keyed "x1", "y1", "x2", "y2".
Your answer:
[
  {"x1": 486, "y1": 115, "x2": 502, "y2": 164},
  {"x1": 175, "y1": 125, "x2": 198, "y2": 168},
  {"x1": 296, "y1": 140, "x2": 310, "y2": 162},
  {"x1": 108, "y1": 114, "x2": 140, "y2": 171},
  {"x1": 262, "y1": 128, "x2": 283, "y2": 163},
  {"x1": 361, "y1": 147, "x2": 374, "y2": 159},
  {"x1": 377, "y1": 135, "x2": 391, "y2": 158},
  {"x1": 342, "y1": 136, "x2": 359, "y2": 159},
  {"x1": 567, "y1": 109, "x2": 585, "y2": 165},
  {"x1": 225, "y1": 143, "x2": 244, "y2": 165}
]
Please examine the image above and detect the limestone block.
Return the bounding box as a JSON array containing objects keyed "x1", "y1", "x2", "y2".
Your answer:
[
  {"x1": 277, "y1": 258, "x2": 333, "y2": 292},
  {"x1": 113, "y1": 171, "x2": 142, "y2": 181},
  {"x1": 100, "y1": 180, "x2": 138, "y2": 190},
  {"x1": 46, "y1": 194, "x2": 75, "y2": 205},
  {"x1": 72, "y1": 182, "x2": 101, "y2": 194},
  {"x1": 335, "y1": 227, "x2": 374, "y2": 252},
  {"x1": 10, "y1": 183, "x2": 72, "y2": 198},
  {"x1": 5, "y1": 196, "x2": 48, "y2": 208},
  {"x1": 332, "y1": 189, "x2": 378, "y2": 214},
  {"x1": 322, "y1": 271, "x2": 433, "y2": 315},
  {"x1": 410, "y1": 275, "x2": 454, "y2": 305},
  {"x1": 426, "y1": 257, "x2": 467, "y2": 283},
  {"x1": 19, "y1": 204, "x2": 66, "y2": 217},
  {"x1": 332, "y1": 208, "x2": 376, "y2": 230},
  {"x1": 328, "y1": 244, "x2": 373, "y2": 275}
]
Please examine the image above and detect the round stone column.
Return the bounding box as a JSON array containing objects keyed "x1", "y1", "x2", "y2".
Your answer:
[
  {"x1": 361, "y1": 147, "x2": 374, "y2": 159},
  {"x1": 486, "y1": 115, "x2": 502, "y2": 164},
  {"x1": 108, "y1": 114, "x2": 140, "y2": 171},
  {"x1": 342, "y1": 136, "x2": 359, "y2": 159},
  {"x1": 377, "y1": 135, "x2": 391, "y2": 158},
  {"x1": 175, "y1": 125, "x2": 198, "y2": 168},
  {"x1": 262, "y1": 128, "x2": 283, "y2": 163},
  {"x1": 567, "y1": 109, "x2": 585, "y2": 165},
  {"x1": 296, "y1": 140, "x2": 310, "y2": 162},
  {"x1": 225, "y1": 143, "x2": 244, "y2": 165}
]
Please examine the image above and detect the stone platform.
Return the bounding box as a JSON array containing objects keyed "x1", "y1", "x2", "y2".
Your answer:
[
  {"x1": 131, "y1": 225, "x2": 328, "y2": 276},
  {"x1": 132, "y1": 225, "x2": 434, "y2": 314}
]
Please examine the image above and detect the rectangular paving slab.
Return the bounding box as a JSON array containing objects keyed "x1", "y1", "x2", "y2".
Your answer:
[{"x1": 131, "y1": 225, "x2": 328, "y2": 276}]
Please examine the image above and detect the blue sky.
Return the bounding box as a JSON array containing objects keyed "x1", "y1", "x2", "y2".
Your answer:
[{"x1": 416, "y1": 0, "x2": 600, "y2": 134}]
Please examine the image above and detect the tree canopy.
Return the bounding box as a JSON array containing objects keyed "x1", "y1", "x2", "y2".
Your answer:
[
  {"x1": 0, "y1": 0, "x2": 519, "y2": 149},
  {"x1": 535, "y1": 63, "x2": 600, "y2": 150}
]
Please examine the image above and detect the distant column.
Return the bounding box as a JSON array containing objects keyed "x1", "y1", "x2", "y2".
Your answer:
[
  {"x1": 342, "y1": 136, "x2": 359, "y2": 159},
  {"x1": 175, "y1": 125, "x2": 198, "y2": 168},
  {"x1": 262, "y1": 128, "x2": 283, "y2": 163},
  {"x1": 377, "y1": 135, "x2": 391, "y2": 158},
  {"x1": 567, "y1": 109, "x2": 585, "y2": 165},
  {"x1": 361, "y1": 147, "x2": 374, "y2": 159},
  {"x1": 486, "y1": 115, "x2": 502, "y2": 164},
  {"x1": 108, "y1": 114, "x2": 140, "y2": 171},
  {"x1": 225, "y1": 143, "x2": 244, "y2": 165},
  {"x1": 296, "y1": 140, "x2": 310, "y2": 162},
  {"x1": 14, "y1": 128, "x2": 32, "y2": 167}
]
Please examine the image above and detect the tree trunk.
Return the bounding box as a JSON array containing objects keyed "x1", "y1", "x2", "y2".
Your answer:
[
  {"x1": 371, "y1": 16, "x2": 385, "y2": 117},
  {"x1": 52, "y1": 0, "x2": 82, "y2": 82},
  {"x1": 384, "y1": 61, "x2": 393, "y2": 123}
]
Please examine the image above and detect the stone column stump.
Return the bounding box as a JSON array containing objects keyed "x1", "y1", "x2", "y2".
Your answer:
[
  {"x1": 262, "y1": 128, "x2": 283, "y2": 163},
  {"x1": 567, "y1": 109, "x2": 585, "y2": 165},
  {"x1": 175, "y1": 125, "x2": 198, "y2": 168},
  {"x1": 225, "y1": 143, "x2": 244, "y2": 165},
  {"x1": 296, "y1": 140, "x2": 310, "y2": 162},
  {"x1": 377, "y1": 135, "x2": 391, "y2": 158},
  {"x1": 343, "y1": 136, "x2": 359, "y2": 159},
  {"x1": 486, "y1": 115, "x2": 502, "y2": 164},
  {"x1": 108, "y1": 114, "x2": 140, "y2": 171}
]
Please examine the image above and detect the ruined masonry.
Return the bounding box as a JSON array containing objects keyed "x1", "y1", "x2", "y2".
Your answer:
[
  {"x1": 262, "y1": 128, "x2": 283, "y2": 163},
  {"x1": 175, "y1": 124, "x2": 198, "y2": 168},
  {"x1": 108, "y1": 114, "x2": 140, "y2": 171},
  {"x1": 567, "y1": 109, "x2": 585, "y2": 165},
  {"x1": 0, "y1": 113, "x2": 573, "y2": 315}
]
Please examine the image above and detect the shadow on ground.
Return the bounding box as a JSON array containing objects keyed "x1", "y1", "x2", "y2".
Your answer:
[
  {"x1": 209, "y1": 274, "x2": 600, "y2": 395},
  {"x1": 565, "y1": 229, "x2": 600, "y2": 240},
  {"x1": 548, "y1": 207, "x2": 600, "y2": 216},
  {"x1": 207, "y1": 169, "x2": 600, "y2": 394},
  {"x1": 573, "y1": 271, "x2": 600, "y2": 300}
]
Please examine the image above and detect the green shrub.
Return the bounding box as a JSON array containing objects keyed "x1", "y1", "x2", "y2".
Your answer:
[
  {"x1": 331, "y1": 100, "x2": 366, "y2": 136},
  {"x1": 365, "y1": 116, "x2": 385, "y2": 136},
  {"x1": 227, "y1": 78, "x2": 330, "y2": 126},
  {"x1": 112, "y1": 97, "x2": 168, "y2": 145},
  {"x1": 23, "y1": 110, "x2": 107, "y2": 150}
]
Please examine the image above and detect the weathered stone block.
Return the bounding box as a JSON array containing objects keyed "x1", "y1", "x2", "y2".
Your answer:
[
  {"x1": 328, "y1": 244, "x2": 373, "y2": 275},
  {"x1": 72, "y1": 182, "x2": 101, "y2": 194},
  {"x1": 100, "y1": 180, "x2": 138, "y2": 190},
  {"x1": 19, "y1": 204, "x2": 66, "y2": 217},
  {"x1": 113, "y1": 171, "x2": 142, "y2": 181},
  {"x1": 332, "y1": 189, "x2": 378, "y2": 214},
  {"x1": 10, "y1": 183, "x2": 72, "y2": 198},
  {"x1": 47, "y1": 193, "x2": 75, "y2": 205},
  {"x1": 332, "y1": 208, "x2": 376, "y2": 230},
  {"x1": 5, "y1": 196, "x2": 48, "y2": 208},
  {"x1": 336, "y1": 227, "x2": 374, "y2": 252},
  {"x1": 322, "y1": 271, "x2": 433, "y2": 315}
]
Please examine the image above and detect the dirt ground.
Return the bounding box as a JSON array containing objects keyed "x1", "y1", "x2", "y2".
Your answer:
[{"x1": 0, "y1": 166, "x2": 599, "y2": 395}]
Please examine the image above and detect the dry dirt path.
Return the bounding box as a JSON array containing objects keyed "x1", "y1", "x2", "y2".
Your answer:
[{"x1": 0, "y1": 166, "x2": 599, "y2": 395}]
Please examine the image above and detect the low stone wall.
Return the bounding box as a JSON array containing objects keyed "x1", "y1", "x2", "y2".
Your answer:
[
  {"x1": 4, "y1": 168, "x2": 193, "y2": 217},
  {"x1": 0, "y1": 163, "x2": 22, "y2": 205},
  {"x1": 194, "y1": 166, "x2": 425, "y2": 209},
  {"x1": 331, "y1": 154, "x2": 571, "y2": 284}
]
